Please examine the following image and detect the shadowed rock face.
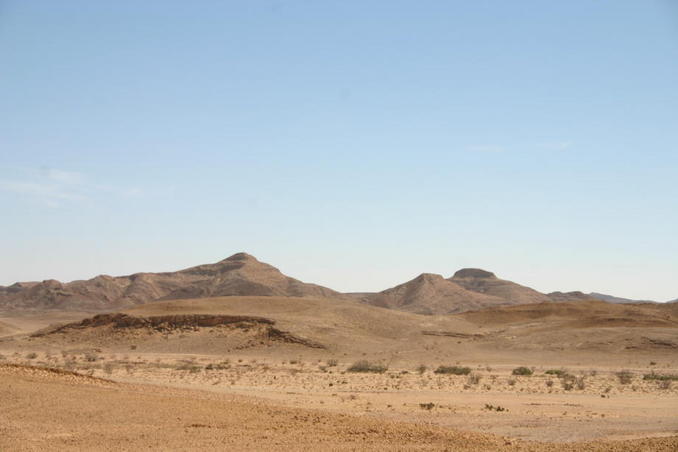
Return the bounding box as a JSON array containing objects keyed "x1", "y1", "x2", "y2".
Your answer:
[
  {"x1": 452, "y1": 268, "x2": 497, "y2": 279},
  {"x1": 0, "y1": 253, "x2": 343, "y2": 311},
  {"x1": 450, "y1": 269, "x2": 551, "y2": 306}
]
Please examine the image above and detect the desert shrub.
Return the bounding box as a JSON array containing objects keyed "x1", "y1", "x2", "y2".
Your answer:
[
  {"x1": 617, "y1": 370, "x2": 633, "y2": 385},
  {"x1": 347, "y1": 360, "x2": 388, "y2": 373},
  {"x1": 643, "y1": 373, "x2": 678, "y2": 382},
  {"x1": 326, "y1": 359, "x2": 338, "y2": 367},
  {"x1": 507, "y1": 378, "x2": 516, "y2": 386},
  {"x1": 484, "y1": 404, "x2": 506, "y2": 412},
  {"x1": 545, "y1": 369, "x2": 568, "y2": 377},
  {"x1": 103, "y1": 362, "x2": 114, "y2": 375},
  {"x1": 545, "y1": 380, "x2": 554, "y2": 388},
  {"x1": 658, "y1": 380, "x2": 672, "y2": 390},
  {"x1": 467, "y1": 373, "x2": 482, "y2": 385},
  {"x1": 434, "y1": 365, "x2": 471, "y2": 375},
  {"x1": 562, "y1": 381, "x2": 574, "y2": 391},
  {"x1": 575, "y1": 376, "x2": 586, "y2": 390},
  {"x1": 177, "y1": 363, "x2": 202, "y2": 373},
  {"x1": 84, "y1": 352, "x2": 99, "y2": 362},
  {"x1": 416, "y1": 364, "x2": 427, "y2": 375},
  {"x1": 512, "y1": 367, "x2": 533, "y2": 376},
  {"x1": 25, "y1": 352, "x2": 38, "y2": 360},
  {"x1": 130, "y1": 345, "x2": 137, "y2": 350},
  {"x1": 419, "y1": 402, "x2": 435, "y2": 410}
]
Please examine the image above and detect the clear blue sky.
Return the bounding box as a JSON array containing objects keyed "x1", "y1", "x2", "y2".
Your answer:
[{"x1": 1, "y1": 1, "x2": 677, "y2": 301}]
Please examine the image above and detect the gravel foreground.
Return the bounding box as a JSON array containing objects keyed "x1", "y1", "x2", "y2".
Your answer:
[{"x1": 1, "y1": 364, "x2": 676, "y2": 451}]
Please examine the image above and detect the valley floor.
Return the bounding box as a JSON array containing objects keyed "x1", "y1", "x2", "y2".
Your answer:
[
  {"x1": 1, "y1": 363, "x2": 678, "y2": 452},
  {"x1": 1, "y1": 351, "x2": 677, "y2": 451}
]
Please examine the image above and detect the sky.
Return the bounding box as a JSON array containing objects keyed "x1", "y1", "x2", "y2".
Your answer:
[{"x1": 1, "y1": 1, "x2": 677, "y2": 301}]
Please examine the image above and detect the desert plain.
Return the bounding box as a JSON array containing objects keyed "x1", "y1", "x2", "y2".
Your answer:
[{"x1": 1, "y1": 255, "x2": 677, "y2": 451}]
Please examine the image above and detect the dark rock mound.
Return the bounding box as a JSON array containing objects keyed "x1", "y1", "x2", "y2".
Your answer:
[{"x1": 452, "y1": 268, "x2": 497, "y2": 279}]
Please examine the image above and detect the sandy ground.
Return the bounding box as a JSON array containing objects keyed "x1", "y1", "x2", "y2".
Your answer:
[
  {"x1": 1, "y1": 363, "x2": 677, "y2": 452},
  {"x1": 1, "y1": 303, "x2": 677, "y2": 450}
]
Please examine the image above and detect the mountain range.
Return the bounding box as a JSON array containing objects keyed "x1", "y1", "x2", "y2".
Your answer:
[{"x1": 0, "y1": 253, "x2": 672, "y2": 313}]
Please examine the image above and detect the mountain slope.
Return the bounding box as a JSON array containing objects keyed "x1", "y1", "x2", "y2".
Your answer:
[
  {"x1": 449, "y1": 268, "x2": 551, "y2": 305},
  {"x1": 0, "y1": 253, "x2": 341, "y2": 311},
  {"x1": 588, "y1": 292, "x2": 657, "y2": 304},
  {"x1": 364, "y1": 273, "x2": 508, "y2": 315}
]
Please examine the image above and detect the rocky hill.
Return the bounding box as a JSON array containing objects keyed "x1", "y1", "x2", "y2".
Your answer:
[{"x1": 0, "y1": 253, "x2": 341, "y2": 311}]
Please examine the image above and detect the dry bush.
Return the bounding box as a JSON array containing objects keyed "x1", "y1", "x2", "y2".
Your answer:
[
  {"x1": 617, "y1": 370, "x2": 633, "y2": 385},
  {"x1": 658, "y1": 380, "x2": 672, "y2": 390},
  {"x1": 467, "y1": 373, "x2": 482, "y2": 385},
  {"x1": 416, "y1": 364, "x2": 427, "y2": 375},
  {"x1": 545, "y1": 380, "x2": 554, "y2": 388},
  {"x1": 25, "y1": 352, "x2": 38, "y2": 360},
  {"x1": 507, "y1": 378, "x2": 516, "y2": 386},
  {"x1": 512, "y1": 367, "x2": 533, "y2": 376},
  {"x1": 103, "y1": 362, "x2": 114, "y2": 375},
  {"x1": 326, "y1": 359, "x2": 338, "y2": 367},
  {"x1": 575, "y1": 376, "x2": 586, "y2": 390},
  {"x1": 347, "y1": 360, "x2": 388, "y2": 373},
  {"x1": 419, "y1": 402, "x2": 435, "y2": 410},
  {"x1": 434, "y1": 365, "x2": 471, "y2": 375},
  {"x1": 484, "y1": 404, "x2": 507, "y2": 412}
]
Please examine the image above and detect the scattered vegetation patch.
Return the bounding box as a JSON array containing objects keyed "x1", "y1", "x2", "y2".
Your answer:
[
  {"x1": 575, "y1": 376, "x2": 586, "y2": 390},
  {"x1": 419, "y1": 402, "x2": 435, "y2": 410},
  {"x1": 467, "y1": 373, "x2": 482, "y2": 385},
  {"x1": 484, "y1": 404, "x2": 507, "y2": 412},
  {"x1": 643, "y1": 373, "x2": 678, "y2": 382},
  {"x1": 512, "y1": 367, "x2": 533, "y2": 376},
  {"x1": 658, "y1": 380, "x2": 672, "y2": 390},
  {"x1": 347, "y1": 360, "x2": 388, "y2": 374},
  {"x1": 433, "y1": 365, "x2": 471, "y2": 375},
  {"x1": 545, "y1": 369, "x2": 568, "y2": 377},
  {"x1": 617, "y1": 370, "x2": 633, "y2": 385}
]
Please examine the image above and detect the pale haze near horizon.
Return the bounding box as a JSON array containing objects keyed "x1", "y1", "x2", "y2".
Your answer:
[{"x1": 1, "y1": 1, "x2": 676, "y2": 301}]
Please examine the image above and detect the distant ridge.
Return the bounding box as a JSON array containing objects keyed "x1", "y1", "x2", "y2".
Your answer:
[
  {"x1": 363, "y1": 268, "x2": 551, "y2": 315},
  {"x1": 0, "y1": 253, "x2": 342, "y2": 311},
  {"x1": 588, "y1": 292, "x2": 657, "y2": 304},
  {"x1": 1, "y1": 256, "x2": 670, "y2": 314}
]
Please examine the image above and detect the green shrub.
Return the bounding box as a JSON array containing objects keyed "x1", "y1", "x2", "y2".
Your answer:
[
  {"x1": 512, "y1": 367, "x2": 533, "y2": 376},
  {"x1": 434, "y1": 365, "x2": 471, "y2": 375},
  {"x1": 347, "y1": 360, "x2": 388, "y2": 373},
  {"x1": 643, "y1": 373, "x2": 678, "y2": 381},
  {"x1": 545, "y1": 369, "x2": 568, "y2": 377}
]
